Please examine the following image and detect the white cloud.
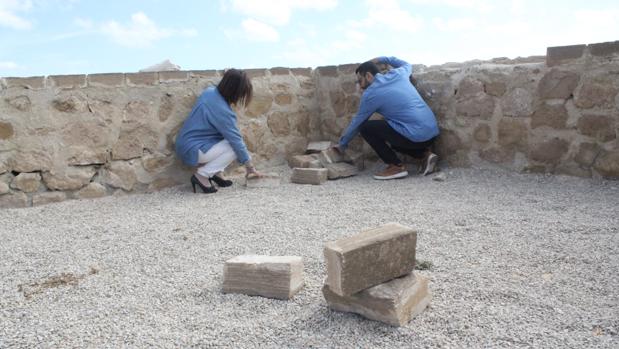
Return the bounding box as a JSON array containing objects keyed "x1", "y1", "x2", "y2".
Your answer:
[
  {"x1": 241, "y1": 18, "x2": 279, "y2": 42},
  {"x1": 227, "y1": 0, "x2": 337, "y2": 25},
  {"x1": 408, "y1": 0, "x2": 493, "y2": 13},
  {"x1": 352, "y1": 0, "x2": 423, "y2": 33},
  {"x1": 432, "y1": 17, "x2": 476, "y2": 32},
  {"x1": 0, "y1": 0, "x2": 33, "y2": 29},
  {"x1": 0, "y1": 61, "x2": 18, "y2": 69},
  {"x1": 100, "y1": 12, "x2": 196, "y2": 48}
]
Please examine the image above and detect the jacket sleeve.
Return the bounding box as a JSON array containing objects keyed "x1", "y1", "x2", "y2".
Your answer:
[
  {"x1": 338, "y1": 93, "x2": 379, "y2": 150},
  {"x1": 378, "y1": 56, "x2": 412, "y2": 77},
  {"x1": 210, "y1": 108, "x2": 251, "y2": 164}
]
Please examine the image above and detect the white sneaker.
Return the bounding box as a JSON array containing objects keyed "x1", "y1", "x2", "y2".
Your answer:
[{"x1": 423, "y1": 153, "x2": 438, "y2": 176}]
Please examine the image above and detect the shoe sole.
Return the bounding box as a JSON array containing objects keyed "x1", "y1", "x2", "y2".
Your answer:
[
  {"x1": 373, "y1": 171, "x2": 409, "y2": 180},
  {"x1": 423, "y1": 154, "x2": 438, "y2": 176}
]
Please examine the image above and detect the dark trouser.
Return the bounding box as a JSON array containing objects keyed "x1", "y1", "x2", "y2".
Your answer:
[{"x1": 360, "y1": 120, "x2": 435, "y2": 165}]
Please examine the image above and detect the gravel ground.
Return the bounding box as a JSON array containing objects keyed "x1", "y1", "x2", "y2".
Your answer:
[{"x1": 1, "y1": 165, "x2": 617, "y2": 348}]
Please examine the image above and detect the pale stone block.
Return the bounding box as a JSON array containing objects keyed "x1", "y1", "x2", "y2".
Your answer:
[
  {"x1": 323, "y1": 273, "x2": 431, "y2": 326},
  {"x1": 318, "y1": 148, "x2": 345, "y2": 165},
  {"x1": 290, "y1": 168, "x2": 328, "y2": 185},
  {"x1": 223, "y1": 255, "x2": 304, "y2": 300},
  {"x1": 325, "y1": 163, "x2": 359, "y2": 179},
  {"x1": 345, "y1": 151, "x2": 365, "y2": 170},
  {"x1": 42, "y1": 166, "x2": 96, "y2": 190},
  {"x1": 75, "y1": 182, "x2": 107, "y2": 199},
  {"x1": 306, "y1": 141, "x2": 332, "y2": 154},
  {"x1": 0, "y1": 181, "x2": 9, "y2": 194},
  {"x1": 32, "y1": 191, "x2": 67, "y2": 206},
  {"x1": 287, "y1": 154, "x2": 322, "y2": 169},
  {"x1": 245, "y1": 173, "x2": 281, "y2": 188},
  {"x1": 10, "y1": 173, "x2": 41, "y2": 193},
  {"x1": 0, "y1": 192, "x2": 28, "y2": 208},
  {"x1": 324, "y1": 222, "x2": 417, "y2": 296}
]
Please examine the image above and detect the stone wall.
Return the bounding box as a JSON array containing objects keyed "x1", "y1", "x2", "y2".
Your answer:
[
  {"x1": 1, "y1": 41, "x2": 618, "y2": 208},
  {"x1": 317, "y1": 41, "x2": 619, "y2": 178}
]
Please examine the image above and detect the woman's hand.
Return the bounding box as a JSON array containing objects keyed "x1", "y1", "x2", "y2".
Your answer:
[{"x1": 245, "y1": 161, "x2": 262, "y2": 178}]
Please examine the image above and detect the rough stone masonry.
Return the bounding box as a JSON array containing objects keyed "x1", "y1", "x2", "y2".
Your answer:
[{"x1": 1, "y1": 40, "x2": 618, "y2": 208}]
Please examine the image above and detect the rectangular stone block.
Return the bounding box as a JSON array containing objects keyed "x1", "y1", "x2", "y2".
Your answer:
[
  {"x1": 306, "y1": 141, "x2": 332, "y2": 154},
  {"x1": 87, "y1": 73, "x2": 125, "y2": 87},
  {"x1": 324, "y1": 222, "x2": 417, "y2": 296},
  {"x1": 318, "y1": 148, "x2": 345, "y2": 165},
  {"x1": 323, "y1": 273, "x2": 431, "y2": 326},
  {"x1": 49, "y1": 74, "x2": 86, "y2": 89},
  {"x1": 245, "y1": 173, "x2": 281, "y2": 188},
  {"x1": 325, "y1": 162, "x2": 359, "y2": 179},
  {"x1": 190, "y1": 70, "x2": 218, "y2": 78},
  {"x1": 288, "y1": 154, "x2": 322, "y2": 169},
  {"x1": 270, "y1": 67, "x2": 291, "y2": 75},
  {"x1": 223, "y1": 255, "x2": 304, "y2": 300},
  {"x1": 5, "y1": 76, "x2": 45, "y2": 89},
  {"x1": 290, "y1": 168, "x2": 328, "y2": 185},
  {"x1": 317, "y1": 65, "x2": 338, "y2": 77},
  {"x1": 546, "y1": 44, "x2": 586, "y2": 67},
  {"x1": 126, "y1": 72, "x2": 158, "y2": 86},
  {"x1": 588, "y1": 41, "x2": 619, "y2": 57},
  {"x1": 290, "y1": 68, "x2": 312, "y2": 77},
  {"x1": 159, "y1": 71, "x2": 189, "y2": 82}
]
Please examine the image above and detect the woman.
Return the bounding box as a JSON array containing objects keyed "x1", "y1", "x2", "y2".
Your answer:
[{"x1": 175, "y1": 69, "x2": 260, "y2": 194}]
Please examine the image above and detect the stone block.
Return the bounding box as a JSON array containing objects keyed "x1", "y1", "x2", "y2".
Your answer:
[
  {"x1": 245, "y1": 69, "x2": 267, "y2": 79},
  {"x1": 245, "y1": 173, "x2": 281, "y2": 188},
  {"x1": 325, "y1": 162, "x2": 359, "y2": 179},
  {"x1": 324, "y1": 222, "x2": 417, "y2": 296},
  {"x1": 593, "y1": 150, "x2": 619, "y2": 179},
  {"x1": 87, "y1": 73, "x2": 125, "y2": 87},
  {"x1": 287, "y1": 154, "x2": 322, "y2": 169},
  {"x1": 189, "y1": 70, "x2": 218, "y2": 78},
  {"x1": 223, "y1": 255, "x2": 304, "y2": 300},
  {"x1": 102, "y1": 161, "x2": 137, "y2": 191},
  {"x1": 455, "y1": 94, "x2": 495, "y2": 119},
  {"x1": 5, "y1": 76, "x2": 45, "y2": 89},
  {"x1": 588, "y1": 41, "x2": 619, "y2": 57},
  {"x1": 126, "y1": 72, "x2": 158, "y2": 86},
  {"x1": 0, "y1": 181, "x2": 9, "y2": 194},
  {"x1": 529, "y1": 138, "x2": 569, "y2": 165},
  {"x1": 49, "y1": 75, "x2": 86, "y2": 89},
  {"x1": 323, "y1": 273, "x2": 431, "y2": 326},
  {"x1": 291, "y1": 168, "x2": 328, "y2": 185},
  {"x1": 318, "y1": 148, "x2": 345, "y2": 165},
  {"x1": 546, "y1": 44, "x2": 586, "y2": 67},
  {"x1": 290, "y1": 68, "x2": 312, "y2": 77},
  {"x1": 0, "y1": 121, "x2": 14, "y2": 139},
  {"x1": 306, "y1": 141, "x2": 333, "y2": 154},
  {"x1": 501, "y1": 87, "x2": 533, "y2": 117},
  {"x1": 345, "y1": 151, "x2": 365, "y2": 171},
  {"x1": 575, "y1": 81, "x2": 618, "y2": 109},
  {"x1": 531, "y1": 103, "x2": 568, "y2": 130},
  {"x1": 317, "y1": 65, "x2": 338, "y2": 77},
  {"x1": 75, "y1": 182, "x2": 107, "y2": 199},
  {"x1": 159, "y1": 71, "x2": 189, "y2": 82},
  {"x1": 537, "y1": 69, "x2": 580, "y2": 100},
  {"x1": 10, "y1": 173, "x2": 41, "y2": 193},
  {"x1": 270, "y1": 67, "x2": 290, "y2": 75},
  {"x1": 577, "y1": 114, "x2": 616, "y2": 142},
  {"x1": 42, "y1": 166, "x2": 97, "y2": 190},
  {"x1": 575, "y1": 143, "x2": 601, "y2": 167},
  {"x1": 0, "y1": 192, "x2": 28, "y2": 208},
  {"x1": 32, "y1": 192, "x2": 67, "y2": 206}
]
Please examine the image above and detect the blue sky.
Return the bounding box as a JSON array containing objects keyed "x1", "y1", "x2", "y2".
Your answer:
[{"x1": 1, "y1": 0, "x2": 618, "y2": 77}]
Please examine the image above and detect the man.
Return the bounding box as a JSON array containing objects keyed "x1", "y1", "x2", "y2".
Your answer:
[{"x1": 335, "y1": 56, "x2": 439, "y2": 180}]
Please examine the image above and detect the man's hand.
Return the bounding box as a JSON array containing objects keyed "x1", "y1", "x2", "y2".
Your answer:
[{"x1": 331, "y1": 144, "x2": 343, "y2": 154}]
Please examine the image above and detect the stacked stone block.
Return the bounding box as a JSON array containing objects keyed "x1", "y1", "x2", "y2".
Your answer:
[
  {"x1": 288, "y1": 141, "x2": 361, "y2": 185},
  {"x1": 322, "y1": 223, "x2": 431, "y2": 326}
]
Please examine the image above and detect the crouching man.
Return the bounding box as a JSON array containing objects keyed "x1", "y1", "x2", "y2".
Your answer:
[{"x1": 335, "y1": 56, "x2": 439, "y2": 179}]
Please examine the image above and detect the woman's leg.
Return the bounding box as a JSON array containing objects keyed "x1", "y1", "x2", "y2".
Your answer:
[{"x1": 196, "y1": 140, "x2": 237, "y2": 178}]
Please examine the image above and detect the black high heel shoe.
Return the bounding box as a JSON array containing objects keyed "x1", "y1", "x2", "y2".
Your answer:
[
  {"x1": 191, "y1": 175, "x2": 217, "y2": 194},
  {"x1": 210, "y1": 174, "x2": 233, "y2": 187}
]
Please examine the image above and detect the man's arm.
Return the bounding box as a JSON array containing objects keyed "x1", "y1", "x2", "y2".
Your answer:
[{"x1": 376, "y1": 56, "x2": 412, "y2": 76}]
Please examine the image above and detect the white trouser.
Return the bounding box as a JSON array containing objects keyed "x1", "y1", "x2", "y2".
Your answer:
[{"x1": 196, "y1": 140, "x2": 237, "y2": 178}]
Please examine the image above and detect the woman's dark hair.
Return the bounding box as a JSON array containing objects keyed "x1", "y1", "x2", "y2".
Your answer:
[
  {"x1": 217, "y1": 69, "x2": 253, "y2": 106},
  {"x1": 355, "y1": 61, "x2": 379, "y2": 77}
]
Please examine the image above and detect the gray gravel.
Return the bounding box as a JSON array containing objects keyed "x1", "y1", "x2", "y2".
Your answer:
[{"x1": 1, "y1": 165, "x2": 618, "y2": 348}]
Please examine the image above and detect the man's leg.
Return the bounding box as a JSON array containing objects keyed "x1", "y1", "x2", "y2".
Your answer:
[{"x1": 359, "y1": 120, "x2": 410, "y2": 179}]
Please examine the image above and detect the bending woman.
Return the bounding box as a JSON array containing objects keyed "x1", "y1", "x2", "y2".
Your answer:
[{"x1": 175, "y1": 69, "x2": 260, "y2": 194}]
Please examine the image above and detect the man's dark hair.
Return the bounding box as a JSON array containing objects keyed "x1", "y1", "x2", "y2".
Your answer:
[
  {"x1": 355, "y1": 61, "x2": 379, "y2": 77},
  {"x1": 217, "y1": 69, "x2": 253, "y2": 106}
]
